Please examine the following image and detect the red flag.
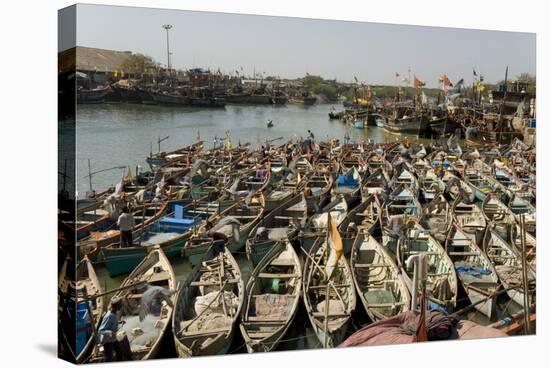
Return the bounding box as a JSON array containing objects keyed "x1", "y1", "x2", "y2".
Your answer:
[{"x1": 414, "y1": 76, "x2": 426, "y2": 89}]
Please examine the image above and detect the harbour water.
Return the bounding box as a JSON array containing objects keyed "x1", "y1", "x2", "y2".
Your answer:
[
  {"x1": 75, "y1": 103, "x2": 423, "y2": 197},
  {"x1": 71, "y1": 103, "x2": 524, "y2": 356}
]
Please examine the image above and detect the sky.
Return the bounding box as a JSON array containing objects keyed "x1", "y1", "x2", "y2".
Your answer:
[{"x1": 70, "y1": 4, "x2": 536, "y2": 88}]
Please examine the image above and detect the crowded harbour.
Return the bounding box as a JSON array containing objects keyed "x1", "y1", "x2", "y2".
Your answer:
[{"x1": 59, "y1": 106, "x2": 536, "y2": 361}]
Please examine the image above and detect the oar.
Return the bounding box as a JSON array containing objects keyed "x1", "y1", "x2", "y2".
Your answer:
[{"x1": 76, "y1": 280, "x2": 148, "y2": 302}]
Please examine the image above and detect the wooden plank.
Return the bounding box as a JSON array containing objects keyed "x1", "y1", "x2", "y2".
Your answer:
[
  {"x1": 190, "y1": 278, "x2": 239, "y2": 286},
  {"x1": 258, "y1": 273, "x2": 298, "y2": 279}
]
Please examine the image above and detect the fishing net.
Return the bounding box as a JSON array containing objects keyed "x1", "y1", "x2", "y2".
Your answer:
[{"x1": 251, "y1": 294, "x2": 293, "y2": 318}]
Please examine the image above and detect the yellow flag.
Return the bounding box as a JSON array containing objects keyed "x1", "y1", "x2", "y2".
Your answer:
[
  {"x1": 476, "y1": 80, "x2": 485, "y2": 92},
  {"x1": 325, "y1": 214, "x2": 343, "y2": 280},
  {"x1": 124, "y1": 166, "x2": 133, "y2": 182}
]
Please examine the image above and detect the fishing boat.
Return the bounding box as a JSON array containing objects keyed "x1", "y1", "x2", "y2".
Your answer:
[
  {"x1": 102, "y1": 198, "x2": 221, "y2": 276},
  {"x1": 350, "y1": 233, "x2": 410, "y2": 322},
  {"x1": 222, "y1": 166, "x2": 271, "y2": 199},
  {"x1": 372, "y1": 113, "x2": 386, "y2": 128},
  {"x1": 185, "y1": 194, "x2": 265, "y2": 265},
  {"x1": 481, "y1": 194, "x2": 517, "y2": 239},
  {"x1": 390, "y1": 166, "x2": 419, "y2": 197},
  {"x1": 69, "y1": 201, "x2": 114, "y2": 240},
  {"x1": 146, "y1": 141, "x2": 204, "y2": 169},
  {"x1": 452, "y1": 197, "x2": 487, "y2": 245},
  {"x1": 301, "y1": 195, "x2": 348, "y2": 253},
  {"x1": 338, "y1": 194, "x2": 381, "y2": 254},
  {"x1": 332, "y1": 167, "x2": 362, "y2": 207},
  {"x1": 483, "y1": 227, "x2": 536, "y2": 308},
  {"x1": 384, "y1": 114, "x2": 426, "y2": 136},
  {"x1": 382, "y1": 185, "x2": 422, "y2": 234},
  {"x1": 247, "y1": 193, "x2": 307, "y2": 266},
  {"x1": 465, "y1": 171, "x2": 507, "y2": 202},
  {"x1": 58, "y1": 256, "x2": 103, "y2": 363},
  {"x1": 173, "y1": 244, "x2": 244, "y2": 357},
  {"x1": 77, "y1": 86, "x2": 111, "y2": 104},
  {"x1": 302, "y1": 237, "x2": 356, "y2": 347},
  {"x1": 362, "y1": 168, "x2": 390, "y2": 196},
  {"x1": 149, "y1": 90, "x2": 190, "y2": 106},
  {"x1": 418, "y1": 170, "x2": 445, "y2": 202},
  {"x1": 264, "y1": 170, "x2": 306, "y2": 211},
  {"x1": 303, "y1": 171, "x2": 333, "y2": 215},
  {"x1": 396, "y1": 223, "x2": 458, "y2": 312},
  {"x1": 240, "y1": 241, "x2": 302, "y2": 352},
  {"x1": 445, "y1": 224, "x2": 500, "y2": 318},
  {"x1": 419, "y1": 194, "x2": 452, "y2": 244},
  {"x1": 352, "y1": 118, "x2": 366, "y2": 129},
  {"x1": 96, "y1": 247, "x2": 176, "y2": 361},
  {"x1": 508, "y1": 195, "x2": 536, "y2": 235},
  {"x1": 78, "y1": 201, "x2": 168, "y2": 261}
]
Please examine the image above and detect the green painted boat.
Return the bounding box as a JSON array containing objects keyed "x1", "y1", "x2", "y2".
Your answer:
[
  {"x1": 338, "y1": 194, "x2": 381, "y2": 255},
  {"x1": 185, "y1": 193, "x2": 265, "y2": 266},
  {"x1": 247, "y1": 193, "x2": 307, "y2": 267},
  {"x1": 103, "y1": 198, "x2": 221, "y2": 276}
]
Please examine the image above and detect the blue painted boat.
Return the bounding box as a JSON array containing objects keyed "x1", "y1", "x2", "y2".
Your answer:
[{"x1": 103, "y1": 199, "x2": 220, "y2": 276}]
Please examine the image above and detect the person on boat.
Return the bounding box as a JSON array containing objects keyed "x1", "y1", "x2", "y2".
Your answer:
[
  {"x1": 153, "y1": 185, "x2": 168, "y2": 202},
  {"x1": 98, "y1": 297, "x2": 123, "y2": 362},
  {"x1": 132, "y1": 283, "x2": 175, "y2": 321},
  {"x1": 307, "y1": 129, "x2": 315, "y2": 140},
  {"x1": 117, "y1": 206, "x2": 134, "y2": 248}
]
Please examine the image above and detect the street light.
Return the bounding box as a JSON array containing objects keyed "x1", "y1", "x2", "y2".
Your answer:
[{"x1": 162, "y1": 24, "x2": 173, "y2": 77}]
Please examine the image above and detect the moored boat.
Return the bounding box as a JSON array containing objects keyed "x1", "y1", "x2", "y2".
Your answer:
[
  {"x1": 173, "y1": 244, "x2": 244, "y2": 357},
  {"x1": 302, "y1": 237, "x2": 356, "y2": 347},
  {"x1": 350, "y1": 233, "x2": 410, "y2": 322},
  {"x1": 240, "y1": 241, "x2": 302, "y2": 352},
  {"x1": 246, "y1": 193, "x2": 307, "y2": 266}
]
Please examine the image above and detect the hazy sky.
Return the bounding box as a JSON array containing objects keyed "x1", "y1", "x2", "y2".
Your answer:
[{"x1": 72, "y1": 4, "x2": 536, "y2": 87}]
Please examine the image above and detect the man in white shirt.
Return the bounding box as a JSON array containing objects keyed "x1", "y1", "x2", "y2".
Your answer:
[{"x1": 117, "y1": 206, "x2": 135, "y2": 247}]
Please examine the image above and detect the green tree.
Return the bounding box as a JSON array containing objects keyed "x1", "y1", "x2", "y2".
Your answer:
[{"x1": 119, "y1": 53, "x2": 158, "y2": 75}]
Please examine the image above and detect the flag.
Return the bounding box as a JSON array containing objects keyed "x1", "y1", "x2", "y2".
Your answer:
[
  {"x1": 324, "y1": 214, "x2": 343, "y2": 280},
  {"x1": 476, "y1": 80, "x2": 485, "y2": 92},
  {"x1": 113, "y1": 180, "x2": 124, "y2": 197},
  {"x1": 225, "y1": 131, "x2": 232, "y2": 150},
  {"x1": 480, "y1": 75, "x2": 484, "y2": 82},
  {"x1": 114, "y1": 70, "x2": 118, "y2": 77},
  {"x1": 354, "y1": 76, "x2": 359, "y2": 83},
  {"x1": 473, "y1": 68, "x2": 477, "y2": 77},
  {"x1": 414, "y1": 76, "x2": 425, "y2": 88},
  {"x1": 439, "y1": 74, "x2": 453, "y2": 87},
  {"x1": 124, "y1": 166, "x2": 133, "y2": 182},
  {"x1": 197, "y1": 130, "x2": 201, "y2": 142},
  {"x1": 395, "y1": 72, "x2": 400, "y2": 78}
]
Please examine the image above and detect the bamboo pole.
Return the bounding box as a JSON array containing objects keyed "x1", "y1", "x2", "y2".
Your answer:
[
  {"x1": 78, "y1": 280, "x2": 148, "y2": 302},
  {"x1": 450, "y1": 284, "x2": 524, "y2": 318},
  {"x1": 520, "y1": 214, "x2": 531, "y2": 333},
  {"x1": 323, "y1": 281, "x2": 330, "y2": 349}
]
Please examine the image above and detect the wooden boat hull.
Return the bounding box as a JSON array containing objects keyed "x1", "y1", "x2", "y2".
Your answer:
[
  {"x1": 247, "y1": 193, "x2": 307, "y2": 266},
  {"x1": 103, "y1": 232, "x2": 190, "y2": 277},
  {"x1": 59, "y1": 256, "x2": 104, "y2": 363},
  {"x1": 351, "y1": 234, "x2": 410, "y2": 322},
  {"x1": 173, "y1": 246, "x2": 244, "y2": 358},
  {"x1": 303, "y1": 238, "x2": 356, "y2": 348},
  {"x1": 240, "y1": 241, "x2": 302, "y2": 352}
]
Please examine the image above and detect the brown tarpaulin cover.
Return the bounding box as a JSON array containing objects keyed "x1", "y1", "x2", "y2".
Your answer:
[{"x1": 338, "y1": 311, "x2": 506, "y2": 347}]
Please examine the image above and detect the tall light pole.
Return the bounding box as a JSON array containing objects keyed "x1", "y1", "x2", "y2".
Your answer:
[{"x1": 162, "y1": 24, "x2": 173, "y2": 78}]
